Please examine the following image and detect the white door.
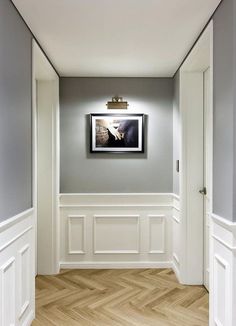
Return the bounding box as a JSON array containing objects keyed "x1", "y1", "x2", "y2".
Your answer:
[{"x1": 203, "y1": 68, "x2": 211, "y2": 291}]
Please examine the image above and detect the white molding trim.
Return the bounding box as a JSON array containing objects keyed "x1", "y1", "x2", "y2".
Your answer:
[
  {"x1": 213, "y1": 254, "x2": 230, "y2": 326},
  {"x1": 0, "y1": 208, "x2": 34, "y2": 233},
  {"x1": 60, "y1": 261, "x2": 173, "y2": 269},
  {"x1": 93, "y1": 215, "x2": 140, "y2": 254},
  {"x1": 212, "y1": 235, "x2": 236, "y2": 252},
  {"x1": 212, "y1": 213, "x2": 236, "y2": 231},
  {"x1": 0, "y1": 208, "x2": 34, "y2": 326},
  {"x1": 0, "y1": 226, "x2": 33, "y2": 253},
  {"x1": 18, "y1": 244, "x2": 30, "y2": 319},
  {"x1": 59, "y1": 193, "x2": 175, "y2": 208},
  {"x1": 172, "y1": 254, "x2": 180, "y2": 282},
  {"x1": 172, "y1": 206, "x2": 180, "y2": 212},
  {"x1": 172, "y1": 215, "x2": 180, "y2": 224},
  {"x1": 22, "y1": 309, "x2": 35, "y2": 326},
  {"x1": 173, "y1": 253, "x2": 180, "y2": 265},
  {"x1": 60, "y1": 204, "x2": 173, "y2": 209},
  {"x1": 0, "y1": 256, "x2": 15, "y2": 273},
  {"x1": 59, "y1": 193, "x2": 173, "y2": 272},
  {"x1": 60, "y1": 193, "x2": 175, "y2": 196},
  {"x1": 0, "y1": 257, "x2": 16, "y2": 326},
  {"x1": 172, "y1": 194, "x2": 180, "y2": 200},
  {"x1": 68, "y1": 215, "x2": 86, "y2": 255},
  {"x1": 211, "y1": 209, "x2": 236, "y2": 326},
  {"x1": 148, "y1": 215, "x2": 165, "y2": 254}
]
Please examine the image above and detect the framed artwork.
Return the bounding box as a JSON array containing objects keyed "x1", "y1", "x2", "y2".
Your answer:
[{"x1": 90, "y1": 114, "x2": 145, "y2": 153}]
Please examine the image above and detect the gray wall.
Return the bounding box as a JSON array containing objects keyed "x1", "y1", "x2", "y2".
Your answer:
[
  {"x1": 0, "y1": 0, "x2": 32, "y2": 222},
  {"x1": 60, "y1": 78, "x2": 173, "y2": 193},
  {"x1": 213, "y1": 0, "x2": 236, "y2": 221},
  {"x1": 173, "y1": 72, "x2": 180, "y2": 195}
]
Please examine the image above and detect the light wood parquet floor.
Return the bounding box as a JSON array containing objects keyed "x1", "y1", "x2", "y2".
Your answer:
[{"x1": 32, "y1": 269, "x2": 209, "y2": 326}]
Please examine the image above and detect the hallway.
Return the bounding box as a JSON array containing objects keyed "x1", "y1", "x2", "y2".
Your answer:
[
  {"x1": 2, "y1": 1, "x2": 236, "y2": 325},
  {"x1": 32, "y1": 269, "x2": 208, "y2": 326}
]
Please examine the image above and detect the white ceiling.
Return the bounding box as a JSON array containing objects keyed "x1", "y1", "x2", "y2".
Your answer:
[{"x1": 12, "y1": 0, "x2": 221, "y2": 77}]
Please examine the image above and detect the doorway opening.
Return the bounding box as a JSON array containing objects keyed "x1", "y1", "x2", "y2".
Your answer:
[
  {"x1": 32, "y1": 41, "x2": 60, "y2": 275},
  {"x1": 178, "y1": 22, "x2": 213, "y2": 291}
]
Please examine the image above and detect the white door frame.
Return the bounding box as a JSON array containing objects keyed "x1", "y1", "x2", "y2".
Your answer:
[
  {"x1": 178, "y1": 21, "x2": 213, "y2": 286},
  {"x1": 32, "y1": 40, "x2": 60, "y2": 275}
]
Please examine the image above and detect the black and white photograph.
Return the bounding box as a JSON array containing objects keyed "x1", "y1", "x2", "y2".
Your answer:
[{"x1": 90, "y1": 114, "x2": 144, "y2": 153}]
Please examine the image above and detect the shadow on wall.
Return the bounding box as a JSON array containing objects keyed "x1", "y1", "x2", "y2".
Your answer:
[{"x1": 85, "y1": 114, "x2": 148, "y2": 159}]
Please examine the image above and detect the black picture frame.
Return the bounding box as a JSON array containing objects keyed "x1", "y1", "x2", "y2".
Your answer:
[{"x1": 90, "y1": 113, "x2": 145, "y2": 153}]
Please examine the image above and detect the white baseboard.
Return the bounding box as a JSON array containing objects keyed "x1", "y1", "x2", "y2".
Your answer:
[{"x1": 60, "y1": 261, "x2": 173, "y2": 269}]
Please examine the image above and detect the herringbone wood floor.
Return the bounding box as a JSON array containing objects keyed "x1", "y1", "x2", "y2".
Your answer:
[{"x1": 32, "y1": 269, "x2": 209, "y2": 326}]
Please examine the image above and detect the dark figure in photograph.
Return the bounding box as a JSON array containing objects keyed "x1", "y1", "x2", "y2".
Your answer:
[{"x1": 118, "y1": 120, "x2": 139, "y2": 147}]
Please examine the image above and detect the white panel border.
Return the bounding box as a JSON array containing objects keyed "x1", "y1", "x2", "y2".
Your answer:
[
  {"x1": 148, "y1": 214, "x2": 166, "y2": 254},
  {"x1": 68, "y1": 215, "x2": 86, "y2": 255},
  {"x1": 0, "y1": 257, "x2": 16, "y2": 326},
  {"x1": 213, "y1": 254, "x2": 229, "y2": 326},
  {"x1": 211, "y1": 212, "x2": 236, "y2": 326},
  {"x1": 0, "y1": 227, "x2": 33, "y2": 253},
  {"x1": 93, "y1": 215, "x2": 140, "y2": 254},
  {"x1": 0, "y1": 208, "x2": 35, "y2": 326},
  {"x1": 18, "y1": 244, "x2": 30, "y2": 319}
]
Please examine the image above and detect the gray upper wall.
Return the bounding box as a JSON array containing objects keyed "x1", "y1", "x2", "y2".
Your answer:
[
  {"x1": 60, "y1": 78, "x2": 173, "y2": 193},
  {"x1": 0, "y1": 0, "x2": 32, "y2": 222},
  {"x1": 173, "y1": 72, "x2": 180, "y2": 195},
  {"x1": 213, "y1": 0, "x2": 236, "y2": 221}
]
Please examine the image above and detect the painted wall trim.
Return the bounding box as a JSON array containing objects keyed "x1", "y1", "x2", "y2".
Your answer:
[
  {"x1": 211, "y1": 212, "x2": 236, "y2": 326},
  {"x1": 60, "y1": 261, "x2": 173, "y2": 269},
  {"x1": 60, "y1": 193, "x2": 175, "y2": 196},
  {"x1": 172, "y1": 194, "x2": 180, "y2": 200},
  {"x1": 0, "y1": 208, "x2": 34, "y2": 233},
  {"x1": 212, "y1": 213, "x2": 236, "y2": 231},
  {"x1": 60, "y1": 193, "x2": 173, "y2": 269},
  {"x1": 0, "y1": 208, "x2": 35, "y2": 326},
  {"x1": 60, "y1": 204, "x2": 173, "y2": 209},
  {"x1": 0, "y1": 226, "x2": 33, "y2": 253}
]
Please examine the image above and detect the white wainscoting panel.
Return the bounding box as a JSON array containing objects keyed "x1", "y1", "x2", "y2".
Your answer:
[
  {"x1": 0, "y1": 208, "x2": 35, "y2": 326},
  {"x1": 0, "y1": 257, "x2": 15, "y2": 326},
  {"x1": 211, "y1": 213, "x2": 236, "y2": 326},
  {"x1": 60, "y1": 194, "x2": 173, "y2": 269},
  {"x1": 148, "y1": 215, "x2": 165, "y2": 254},
  {"x1": 94, "y1": 215, "x2": 140, "y2": 254},
  {"x1": 68, "y1": 215, "x2": 85, "y2": 254},
  {"x1": 172, "y1": 194, "x2": 181, "y2": 280},
  {"x1": 18, "y1": 244, "x2": 30, "y2": 319}
]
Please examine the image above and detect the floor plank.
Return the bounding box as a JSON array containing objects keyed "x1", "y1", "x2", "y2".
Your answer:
[{"x1": 32, "y1": 269, "x2": 209, "y2": 326}]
